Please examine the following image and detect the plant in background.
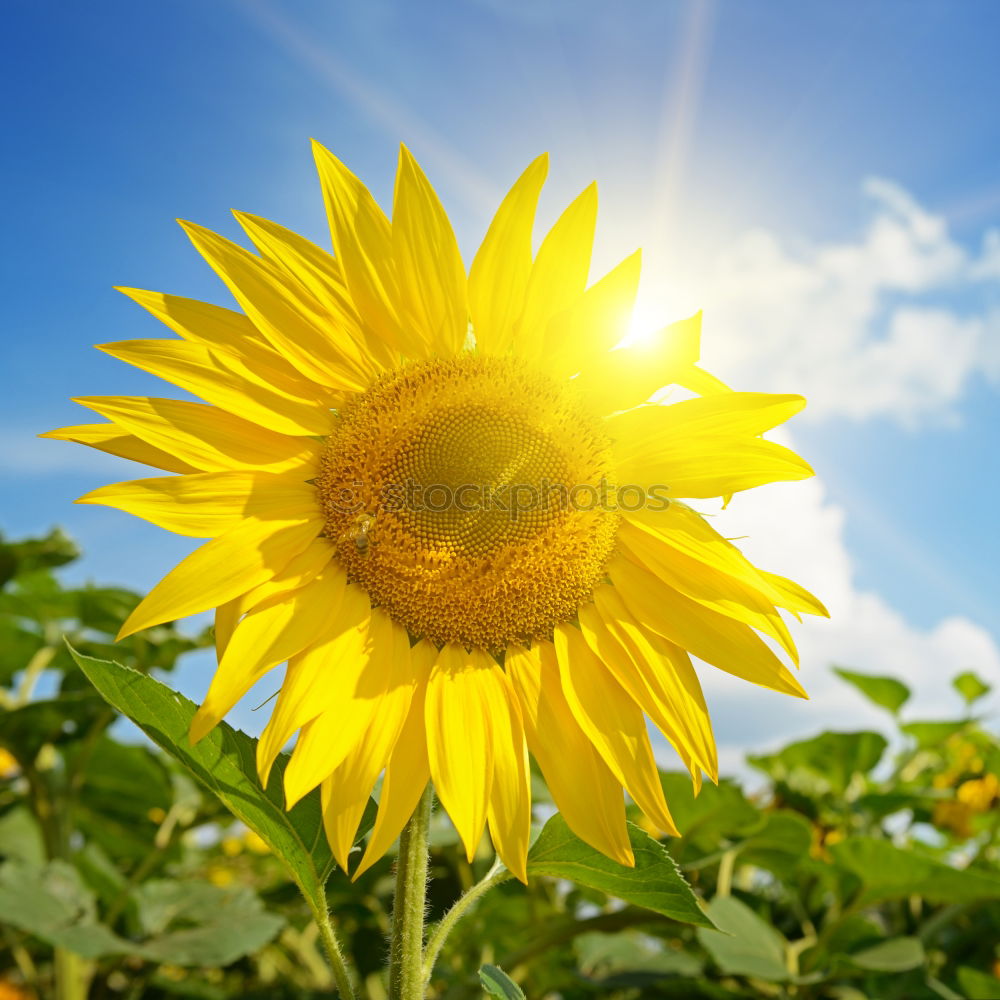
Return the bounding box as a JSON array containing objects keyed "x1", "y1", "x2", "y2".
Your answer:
[{"x1": 2, "y1": 532, "x2": 1000, "y2": 997}]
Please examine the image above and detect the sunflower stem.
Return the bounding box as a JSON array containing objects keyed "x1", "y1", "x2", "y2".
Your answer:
[
  {"x1": 389, "y1": 783, "x2": 433, "y2": 1000},
  {"x1": 422, "y1": 856, "x2": 511, "y2": 986},
  {"x1": 311, "y1": 897, "x2": 358, "y2": 1000}
]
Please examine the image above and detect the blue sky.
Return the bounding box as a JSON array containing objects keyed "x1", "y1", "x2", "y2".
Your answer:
[{"x1": 4, "y1": 0, "x2": 999, "y2": 761}]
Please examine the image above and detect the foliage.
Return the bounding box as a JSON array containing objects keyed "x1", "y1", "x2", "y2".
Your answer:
[{"x1": 1, "y1": 528, "x2": 999, "y2": 999}]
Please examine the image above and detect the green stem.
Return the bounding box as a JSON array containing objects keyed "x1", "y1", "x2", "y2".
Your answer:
[
  {"x1": 54, "y1": 948, "x2": 89, "y2": 1000},
  {"x1": 389, "y1": 784, "x2": 433, "y2": 1000},
  {"x1": 310, "y1": 896, "x2": 359, "y2": 1000},
  {"x1": 422, "y1": 857, "x2": 512, "y2": 986}
]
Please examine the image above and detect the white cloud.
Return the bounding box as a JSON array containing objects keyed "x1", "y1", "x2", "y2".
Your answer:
[
  {"x1": 648, "y1": 177, "x2": 1000, "y2": 426},
  {"x1": 682, "y1": 469, "x2": 1000, "y2": 775}
]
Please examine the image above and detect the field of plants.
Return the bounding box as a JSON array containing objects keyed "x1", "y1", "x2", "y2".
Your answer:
[{"x1": 1, "y1": 529, "x2": 999, "y2": 999}]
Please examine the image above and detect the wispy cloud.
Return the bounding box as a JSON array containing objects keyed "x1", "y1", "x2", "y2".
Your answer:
[{"x1": 644, "y1": 177, "x2": 1000, "y2": 426}]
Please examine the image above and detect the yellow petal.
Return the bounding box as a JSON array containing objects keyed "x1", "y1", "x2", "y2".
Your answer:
[
  {"x1": 675, "y1": 364, "x2": 730, "y2": 396},
  {"x1": 77, "y1": 471, "x2": 318, "y2": 538},
  {"x1": 117, "y1": 515, "x2": 323, "y2": 639},
  {"x1": 609, "y1": 557, "x2": 808, "y2": 699},
  {"x1": 758, "y1": 570, "x2": 829, "y2": 618},
  {"x1": 468, "y1": 153, "x2": 548, "y2": 356},
  {"x1": 234, "y1": 212, "x2": 398, "y2": 372},
  {"x1": 260, "y1": 591, "x2": 385, "y2": 796},
  {"x1": 98, "y1": 339, "x2": 335, "y2": 436},
  {"x1": 72, "y1": 397, "x2": 321, "y2": 474},
  {"x1": 116, "y1": 288, "x2": 333, "y2": 403},
  {"x1": 516, "y1": 183, "x2": 597, "y2": 358},
  {"x1": 320, "y1": 617, "x2": 415, "y2": 870},
  {"x1": 190, "y1": 564, "x2": 347, "y2": 744},
  {"x1": 486, "y1": 669, "x2": 531, "y2": 883},
  {"x1": 39, "y1": 423, "x2": 199, "y2": 475},
  {"x1": 545, "y1": 249, "x2": 642, "y2": 378},
  {"x1": 553, "y1": 624, "x2": 678, "y2": 837},
  {"x1": 615, "y1": 434, "x2": 814, "y2": 500},
  {"x1": 573, "y1": 311, "x2": 702, "y2": 413},
  {"x1": 506, "y1": 642, "x2": 633, "y2": 867},
  {"x1": 214, "y1": 538, "x2": 335, "y2": 658},
  {"x1": 311, "y1": 141, "x2": 419, "y2": 358},
  {"x1": 353, "y1": 640, "x2": 436, "y2": 879},
  {"x1": 580, "y1": 588, "x2": 715, "y2": 774},
  {"x1": 618, "y1": 518, "x2": 798, "y2": 664},
  {"x1": 180, "y1": 221, "x2": 373, "y2": 390},
  {"x1": 583, "y1": 588, "x2": 717, "y2": 782},
  {"x1": 392, "y1": 145, "x2": 468, "y2": 356},
  {"x1": 609, "y1": 393, "x2": 808, "y2": 465},
  {"x1": 425, "y1": 643, "x2": 496, "y2": 861},
  {"x1": 624, "y1": 501, "x2": 789, "y2": 609}
]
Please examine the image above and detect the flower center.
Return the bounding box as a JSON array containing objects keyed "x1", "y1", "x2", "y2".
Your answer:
[{"x1": 316, "y1": 355, "x2": 618, "y2": 650}]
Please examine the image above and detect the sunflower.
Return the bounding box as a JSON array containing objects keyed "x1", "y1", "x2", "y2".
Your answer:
[{"x1": 45, "y1": 143, "x2": 826, "y2": 883}]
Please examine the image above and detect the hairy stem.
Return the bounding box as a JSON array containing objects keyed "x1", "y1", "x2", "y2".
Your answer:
[
  {"x1": 422, "y1": 857, "x2": 512, "y2": 986},
  {"x1": 390, "y1": 784, "x2": 433, "y2": 1000},
  {"x1": 310, "y1": 897, "x2": 358, "y2": 1000}
]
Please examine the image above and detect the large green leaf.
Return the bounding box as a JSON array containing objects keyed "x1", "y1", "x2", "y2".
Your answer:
[
  {"x1": 747, "y1": 731, "x2": 887, "y2": 797},
  {"x1": 957, "y1": 966, "x2": 1000, "y2": 999},
  {"x1": 70, "y1": 646, "x2": 375, "y2": 911},
  {"x1": 847, "y1": 936, "x2": 925, "y2": 972},
  {"x1": 130, "y1": 879, "x2": 285, "y2": 966},
  {"x1": 696, "y1": 895, "x2": 789, "y2": 982},
  {"x1": 833, "y1": 666, "x2": 910, "y2": 714},
  {"x1": 830, "y1": 838, "x2": 1000, "y2": 905},
  {"x1": 737, "y1": 810, "x2": 813, "y2": 880},
  {"x1": 659, "y1": 772, "x2": 759, "y2": 846},
  {"x1": 0, "y1": 859, "x2": 283, "y2": 965},
  {"x1": 527, "y1": 814, "x2": 712, "y2": 927},
  {"x1": 0, "y1": 858, "x2": 128, "y2": 959}
]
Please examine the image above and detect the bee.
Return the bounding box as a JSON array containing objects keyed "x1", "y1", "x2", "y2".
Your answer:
[{"x1": 346, "y1": 513, "x2": 375, "y2": 558}]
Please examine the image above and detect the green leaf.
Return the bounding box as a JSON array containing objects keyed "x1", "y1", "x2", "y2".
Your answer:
[
  {"x1": 0, "y1": 528, "x2": 79, "y2": 589},
  {"x1": 747, "y1": 731, "x2": 887, "y2": 797},
  {"x1": 833, "y1": 666, "x2": 910, "y2": 714},
  {"x1": 0, "y1": 692, "x2": 110, "y2": 763},
  {"x1": 830, "y1": 837, "x2": 1000, "y2": 905},
  {"x1": 957, "y1": 965, "x2": 1000, "y2": 999},
  {"x1": 737, "y1": 811, "x2": 813, "y2": 880},
  {"x1": 696, "y1": 895, "x2": 789, "y2": 982},
  {"x1": 847, "y1": 936, "x2": 925, "y2": 971},
  {"x1": 70, "y1": 646, "x2": 375, "y2": 912},
  {"x1": 527, "y1": 814, "x2": 712, "y2": 927},
  {"x1": 131, "y1": 880, "x2": 284, "y2": 966},
  {"x1": 575, "y1": 930, "x2": 702, "y2": 980},
  {"x1": 0, "y1": 858, "x2": 126, "y2": 959},
  {"x1": 952, "y1": 670, "x2": 991, "y2": 705},
  {"x1": 901, "y1": 719, "x2": 971, "y2": 747},
  {"x1": 0, "y1": 807, "x2": 47, "y2": 865},
  {"x1": 659, "y1": 772, "x2": 759, "y2": 845},
  {"x1": 479, "y1": 964, "x2": 526, "y2": 999}
]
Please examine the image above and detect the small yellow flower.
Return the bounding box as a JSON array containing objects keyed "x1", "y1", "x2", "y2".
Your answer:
[
  {"x1": 50, "y1": 143, "x2": 824, "y2": 881},
  {"x1": 147, "y1": 806, "x2": 167, "y2": 824},
  {"x1": 933, "y1": 800, "x2": 975, "y2": 839},
  {"x1": 220, "y1": 836, "x2": 244, "y2": 857},
  {"x1": 0, "y1": 980, "x2": 35, "y2": 1000},
  {"x1": 206, "y1": 863, "x2": 236, "y2": 888},
  {"x1": 956, "y1": 773, "x2": 999, "y2": 813},
  {"x1": 0, "y1": 749, "x2": 19, "y2": 780}
]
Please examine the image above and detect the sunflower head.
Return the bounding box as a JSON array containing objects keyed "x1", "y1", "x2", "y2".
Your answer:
[{"x1": 49, "y1": 141, "x2": 826, "y2": 883}]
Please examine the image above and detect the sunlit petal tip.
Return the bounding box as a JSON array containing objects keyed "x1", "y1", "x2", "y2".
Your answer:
[{"x1": 188, "y1": 706, "x2": 219, "y2": 746}]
